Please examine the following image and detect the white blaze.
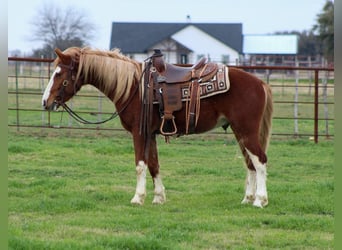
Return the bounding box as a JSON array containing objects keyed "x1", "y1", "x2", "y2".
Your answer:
[{"x1": 42, "y1": 66, "x2": 61, "y2": 106}]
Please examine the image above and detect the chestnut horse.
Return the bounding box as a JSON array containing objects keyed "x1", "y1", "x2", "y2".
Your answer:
[{"x1": 42, "y1": 47, "x2": 273, "y2": 208}]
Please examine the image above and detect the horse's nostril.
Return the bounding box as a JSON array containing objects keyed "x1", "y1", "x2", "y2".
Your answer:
[{"x1": 43, "y1": 100, "x2": 47, "y2": 107}]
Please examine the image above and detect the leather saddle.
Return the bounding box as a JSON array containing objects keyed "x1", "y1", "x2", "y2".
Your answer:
[
  {"x1": 153, "y1": 54, "x2": 218, "y2": 84},
  {"x1": 141, "y1": 49, "x2": 227, "y2": 140},
  {"x1": 147, "y1": 50, "x2": 219, "y2": 137}
]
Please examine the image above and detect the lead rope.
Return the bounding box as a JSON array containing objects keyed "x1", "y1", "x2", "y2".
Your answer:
[
  {"x1": 60, "y1": 75, "x2": 141, "y2": 125},
  {"x1": 61, "y1": 102, "x2": 119, "y2": 125}
]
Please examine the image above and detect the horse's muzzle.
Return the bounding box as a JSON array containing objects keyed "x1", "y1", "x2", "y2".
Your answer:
[{"x1": 42, "y1": 99, "x2": 59, "y2": 111}]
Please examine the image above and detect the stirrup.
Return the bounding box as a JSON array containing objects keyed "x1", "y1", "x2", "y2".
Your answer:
[{"x1": 160, "y1": 116, "x2": 177, "y2": 136}]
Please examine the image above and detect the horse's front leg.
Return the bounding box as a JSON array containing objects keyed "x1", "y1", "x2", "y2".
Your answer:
[
  {"x1": 131, "y1": 159, "x2": 147, "y2": 205},
  {"x1": 130, "y1": 133, "x2": 166, "y2": 205},
  {"x1": 130, "y1": 134, "x2": 148, "y2": 205}
]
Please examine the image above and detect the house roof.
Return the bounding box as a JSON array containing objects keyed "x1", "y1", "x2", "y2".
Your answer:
[{"x1": 109, "y1": 22, "x2": 243, "y2": 54}]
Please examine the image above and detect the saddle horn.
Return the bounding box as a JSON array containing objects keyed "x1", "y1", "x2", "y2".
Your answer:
[{"x1": 152, "y1": 49, "x2": 165, "y2": 73}]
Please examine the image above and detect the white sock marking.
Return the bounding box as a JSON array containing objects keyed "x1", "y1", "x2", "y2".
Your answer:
[
  {"x1": 245, "y1": 148, "x2": 268, "y2": 207},
  {"x1": 241, "y1": 169, "x2": 257, "y2": 204},
  {"x1": 152, "y1": 174, "x2": 166, "y2": 204},
  {"x1": 131, "y1": 160, "x2": 147, "y2": 205}
]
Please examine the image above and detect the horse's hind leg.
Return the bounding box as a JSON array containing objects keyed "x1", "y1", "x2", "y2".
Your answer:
[
  {"x1": 241, "y1": 168, "x2": 257, "y2": 205},
  {"x1": 236, "y1": 142, "x2": 257, "y2": 205},
  {"x1": 236, "y1": 134, "x2": 268, "y2": 208},
  {"x1": 245, "y1": 147, "x2": 268, "y2": 208},
  {"x1": 147, "y1": 134, "x2": 166, "y2": 204}
]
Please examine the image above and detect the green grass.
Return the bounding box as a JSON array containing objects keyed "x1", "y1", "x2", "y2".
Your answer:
[
  {"x1": 8, "y1": 66, "x2": 334, "y2": 248},
  {"x1": 8, "y1": 131, "x2": 334, "y2": 249}
]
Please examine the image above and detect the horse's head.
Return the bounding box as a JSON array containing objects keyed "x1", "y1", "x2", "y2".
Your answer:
[{"x1": 42, "y1": 48, "x2": 82, "y2": 110}]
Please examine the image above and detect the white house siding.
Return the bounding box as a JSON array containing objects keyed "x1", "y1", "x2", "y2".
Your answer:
[
  {"x1": 128, "y1": 51, "x2": 181, "y2": 64},
  {"x1": 149, "y1": 41, "x2": 179, "y2": 64},
  {"x1": 128, "y1": 42, "x2": 183, "y2": 64},
  {"x1": 171, "y1": 25, "x2": 239, "y2": 64},
  {"x1": 129, "y1": 53, "x2": 149, "y2": 62}
]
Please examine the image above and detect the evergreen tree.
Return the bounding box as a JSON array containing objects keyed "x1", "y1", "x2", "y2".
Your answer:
[{"x1": 313, "y1": 0, "x2": 334, "y2": 62}]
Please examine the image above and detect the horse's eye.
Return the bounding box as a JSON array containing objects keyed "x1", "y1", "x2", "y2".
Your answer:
[{"x1": 55, "y1": 73, "x2": 61, "y2": 78}]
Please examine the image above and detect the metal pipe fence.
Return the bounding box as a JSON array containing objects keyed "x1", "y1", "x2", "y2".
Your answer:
[{"x1": 8, "y1": 57, "x2": 334, "y2": 142}]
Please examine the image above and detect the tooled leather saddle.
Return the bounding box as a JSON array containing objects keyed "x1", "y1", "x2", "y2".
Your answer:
[{"x1": 140, "y1": 49, "x2": 230, "y2": 141}]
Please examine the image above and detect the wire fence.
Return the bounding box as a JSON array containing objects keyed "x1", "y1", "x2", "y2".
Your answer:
[{"x1": 8, "y1": 57, "x2": 334, "y2": 142}]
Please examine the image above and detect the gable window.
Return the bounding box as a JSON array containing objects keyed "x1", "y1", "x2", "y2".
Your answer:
[
  {"x1": 180, "y1": 54, "x2": 188, "y2": 64},
  {"x1": 222, "y1": 55, "x2": 230, "y2": 64}
]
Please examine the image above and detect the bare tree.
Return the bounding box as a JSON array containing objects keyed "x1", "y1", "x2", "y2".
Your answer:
[{"x1": 31, "y1": 3, "x2": 95, "y2": 58}]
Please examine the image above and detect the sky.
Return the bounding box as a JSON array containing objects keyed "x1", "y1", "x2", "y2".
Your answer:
[{"x1": 8, "y1": 0, "x2": 328, "y2": 54}]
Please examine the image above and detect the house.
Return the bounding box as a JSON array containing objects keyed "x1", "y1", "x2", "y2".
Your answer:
[{"x1": 109, "y1": 22, "x2": 243, "y2": 64}]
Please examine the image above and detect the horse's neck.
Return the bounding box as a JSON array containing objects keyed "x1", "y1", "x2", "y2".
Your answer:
[
  {"x1": 78, "y1": 55, "x2": 141, "y2": 108},
  {"x1": 83, "y1": 72, "x2": 138, "y2": 111},
  {"x1": 86, "y1": 80, "x2": 116, "y2": 103}
]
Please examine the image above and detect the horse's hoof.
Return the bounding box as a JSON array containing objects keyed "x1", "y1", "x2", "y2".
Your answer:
[
  {"x1": 253, "y1": 195, "x2": 268, "y2": 208},
  {"x1": 241, "y1": 195, "x2": 255, "y2": 204},
  {"x1": 152, "y1": 193, "x2": 166, "y2": 204},
  {"x1": 130, "y1": 194, "x2": 145, "y2": 205}
]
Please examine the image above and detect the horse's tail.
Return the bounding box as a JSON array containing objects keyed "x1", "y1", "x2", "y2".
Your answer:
[{"x1": 260, "y1": 83, "x2": 273, "y2": 153}]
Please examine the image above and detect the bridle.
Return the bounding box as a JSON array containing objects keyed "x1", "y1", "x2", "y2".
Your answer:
[
  {"x1": 53, "y1": 59, "x2": 140, "y2": 125},
  {"x1": 55, "y1": 59, "x2": 78, "y2": 105}
]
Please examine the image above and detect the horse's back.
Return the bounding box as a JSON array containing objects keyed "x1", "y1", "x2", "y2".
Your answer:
[
  {"x1": 169, "y1": 67, "x2": 268, "y2": 134},
  {"x1": 210, "y1": 67, "x2": 269, "y2": 128},
  {"x1": 229, "y1": 67, "x2": 267, "y2": 93}
]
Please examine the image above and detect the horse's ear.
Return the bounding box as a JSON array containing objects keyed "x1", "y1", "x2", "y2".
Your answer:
[
  {"x1": 55, "y1": 48, "x2": 64, "y2": 58},
  {"x1": 54, "y1": 48, "x2": 71, "y2": 64}
]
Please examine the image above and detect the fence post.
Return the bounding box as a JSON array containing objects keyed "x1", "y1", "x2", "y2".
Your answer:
[
  {"x1": 308, "y1": 56, "x2": 312, "y2": 95},
  {"x1": 47, "y1": 62, "x2": 51, "y2": 127},
  {"x1": 294, "y1": 58, "x2": 299, "y2": 137},
  {"x1": 40, "y1": 55, "x2": 45, "y2": 127},
  {"x1": 15, "y1": 58, "x2": 20, "y2": 131},
  {"x1": 98, "y1": 91, "x2": 102, "y2": 129},
  {"x1": 314, "y1": 70, "x2": 319, "y2": 143},
  {"x1": 323, "y1": 70, "x2": 329, "y2": 139}
]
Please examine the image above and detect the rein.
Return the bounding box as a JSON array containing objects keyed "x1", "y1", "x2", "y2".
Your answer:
[
  {"x1": 61, "y1": 102, "x2": 119, "y2": 125},
  {"x1": 60, "y1": 83, "x2": 140, "y2": 125},
  {"x1": 56, "y1": 59, "x2": 144, "y2": 125}
]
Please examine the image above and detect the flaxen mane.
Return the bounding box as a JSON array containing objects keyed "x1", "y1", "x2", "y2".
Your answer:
[{"x1": 59, "y1": 47, "x2": 141, "y2": 103}]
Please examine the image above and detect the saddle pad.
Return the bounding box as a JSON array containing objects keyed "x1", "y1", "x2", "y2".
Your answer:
[
  {"x1": 152, "y1": 64, "x2": 230, "y2": 104},
  {"x1": 181, "y1": 64, "x2": 230, "y2": 101}
]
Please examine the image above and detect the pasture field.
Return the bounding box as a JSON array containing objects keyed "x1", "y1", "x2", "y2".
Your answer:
[
  {"x1": 8, "y1": 64, "x2": 334, "y2": 248},
  {"x1": 8, "y1": 130, "x2": 334, "y2": 249}
]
